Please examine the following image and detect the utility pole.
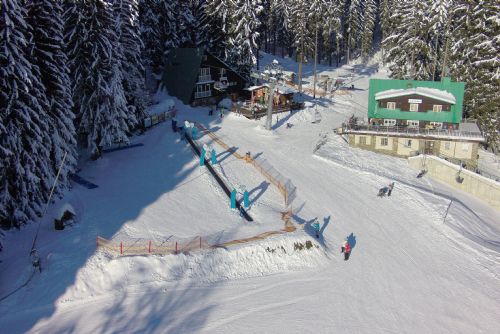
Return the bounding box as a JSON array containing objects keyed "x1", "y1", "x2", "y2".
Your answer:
[{"x1": 298, "y1": 39, "x2": 303, "y2": 93}]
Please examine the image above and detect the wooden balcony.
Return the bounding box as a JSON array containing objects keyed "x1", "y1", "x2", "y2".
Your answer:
[{"x1": 194, "y1": 90, "x2": 212, "y2": 99}]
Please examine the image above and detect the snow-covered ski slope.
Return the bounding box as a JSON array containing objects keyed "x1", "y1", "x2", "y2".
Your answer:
[{"x1": 0, "y1": 53, "x2": 499, "y2": 333}]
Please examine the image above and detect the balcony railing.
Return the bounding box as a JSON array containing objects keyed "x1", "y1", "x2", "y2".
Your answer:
[
  {"x1": 197, "y1": 75, "x2": 212, "y2": 83},
  {"x1": 194, "y1": 90, "x2": 212, "y2": 99},
  {"x1": 343, "y1": 124, "x2": 485, "y2": 140}
]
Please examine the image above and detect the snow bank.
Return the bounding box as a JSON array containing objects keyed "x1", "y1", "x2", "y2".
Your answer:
[{"x1": 64, "y1": 234, "x2": 327, "y2": 301}]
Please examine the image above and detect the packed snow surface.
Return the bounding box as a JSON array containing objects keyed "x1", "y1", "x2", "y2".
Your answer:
[{"x1": 0, "y1": 52, "x2": 499, "y2": 333}]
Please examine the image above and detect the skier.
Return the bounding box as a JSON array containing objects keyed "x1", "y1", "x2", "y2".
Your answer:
[
  {"x1": 343, "y1": 241, "x2": 351, "y2": 261},
  {"x1": 31, "y1": 249, "x2": 41, "y2": 273},
  {"x1": 341, "y1": 239, "x2": 348, "y2": 253},
  {"x1": 219, "y1": 106, "x2": 224, "y2": 119},
  {"x1": 387, "y1": 182, "x2": 395, "y2": 196},
  {"x1": 171, "y1": 116, "x2": 177, "y2": 132},
  {"x1": 377, "y1": 186, "x2": 389, "y2": 197},
  {"x1": 312, "y1": 219, "x2": 320, "y2": 238}
]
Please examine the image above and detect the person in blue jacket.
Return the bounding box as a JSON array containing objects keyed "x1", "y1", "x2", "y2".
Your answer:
[{"x1": 312, "y1": 218, "x2": 320, "y2": 238}]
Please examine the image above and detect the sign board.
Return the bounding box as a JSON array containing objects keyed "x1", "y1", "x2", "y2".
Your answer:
[{"x1": 408, "y1": 99, "x2": 422, "y2": 104}]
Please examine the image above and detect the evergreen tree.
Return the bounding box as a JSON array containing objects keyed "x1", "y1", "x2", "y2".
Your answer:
[
  {"x1": 346, "y1": 0, "x2": 364, "y2": 63},
  {"x1": 1, "y1": 0, "x2": 53, "y2": 227},
  {"x1": 26, "y1": 0, "x2": 77, "y2": 193},
  {"x1": 174, "y1": 1, "x2": 195, "y2": 47},
  {"x1": 285, "y1": 0, "x2": 314, "y2": 92},
  {"x1": 428, "y1": 0, "x2": 452, "y2": 81},
  {"x1": 185, "y1": 0, "x2": 211, "y2": 48},
  {"x1": 322, "y1": 0, "x2": 344, "y2": 66},
  {"x1": 361, "y1": 0, "x2": 377, "y2": 62},
  {"x1": 227, "y1": 0, "x2": 263, "y2": 76},
  {"x1": 113, "y1": 0, "x2": 147, "y2": 123},
  {"x1": 65, "y1": 0, "x2": 135, "y2": 158},
  {"x1": 450, "y1": 0, "x2": 500, "y2": 150},
  {"x1": 205, "y1": 0, "x2": 235, "y2": 58},
  {"x1": 139, "y1": 0, "x2": 162, "y2": 73},
  {"x1": 383, "y1": 0, "x2": 433, "y2": 80},
  {"x1": 379, "y1": 0, "x2": 394, "y2": 64}
]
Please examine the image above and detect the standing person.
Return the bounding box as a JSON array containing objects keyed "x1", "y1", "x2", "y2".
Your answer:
[
  {"x1": 220, "y1": 106, "x2": 224, "y2": 119},
  {"x1": 341, "y1": 239, "x2": 348, "y2": 253},
  {"x1": 344, "y1": 241, "x2": 351, "y2": 261},
  {"x1": 209, "y1": 105, "x2": 214, "y2": 116},
  {"x1": 312, "y1": 219, "x2": 320, "y2": 238},
  {"x1": 387, "y1": 182, "x2": 395, "y2": 196}
]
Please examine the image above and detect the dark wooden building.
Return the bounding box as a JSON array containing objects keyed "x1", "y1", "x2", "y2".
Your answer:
[{"x1": 162, "y1": 48, "x2": 249, "y2": 106}]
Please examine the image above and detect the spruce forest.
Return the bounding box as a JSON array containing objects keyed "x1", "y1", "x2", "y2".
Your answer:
[{"x1": 1, "y1": 0, "x2": 499, "y2": 229}]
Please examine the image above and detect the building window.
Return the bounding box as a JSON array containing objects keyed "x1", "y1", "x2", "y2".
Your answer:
[
  {"x1": 360, "y1": 136, "x2": 366, "y2": 145},
  {"x1": 381, "y1": 138, "x2": 389, "y2": 146},
  {"x1": 386, "y1": 102, "x2": 396, "y2": 110},
  {"x1": 195, "y1": 83, "x2": 211, "y2": 99},
  {"x1": 409, "y1": 103, "x2": 419, "y2": 112},
  {"x1": 383, "y1": 119, "x2": 396, "y2": 126},
  {"x1": 430, "y1": 122, "x2": 443, "y2": 129},
  {"x1": 198, "y1": 67, "x2": 211, "y2": 82},
  {"x1": 433, "y1": 104, "x2": 442, "y2": 112},
  {"x1": 407, "y1": 120, "x2": 419, "y2": 128},
  {"x1": 444, "y1": 142, "x2": 451, "y2": 150}
]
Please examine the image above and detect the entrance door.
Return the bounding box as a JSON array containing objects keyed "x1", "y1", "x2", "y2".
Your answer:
[{"x1": 424, "y1": 141, "x2": 434, "y2": 154}]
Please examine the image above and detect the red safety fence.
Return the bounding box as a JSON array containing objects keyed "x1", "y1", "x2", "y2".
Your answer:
[{"x1": 96, "y1": 235, "x2": 211, "y2": 256}]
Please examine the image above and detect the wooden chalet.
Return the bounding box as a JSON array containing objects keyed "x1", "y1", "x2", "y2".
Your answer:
[
  {"x1": 233, "y1": 84, "x2": 302, "y2": 119},
  {"x1": 340, "y1": 77, "x2": 486, "y2": 169},
  {"x1": 162, "y1": 48, "x2": 249, "y2": 106}
]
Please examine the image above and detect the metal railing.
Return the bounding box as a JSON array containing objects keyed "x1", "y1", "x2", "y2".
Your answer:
[
  {"x1": 343, "y1": 124, "x2": 485, "y2": 140},
  {"x1": 194, "y1": 90, "x2": 212, "y2": 99},
  {"x1": 197, "y1": 75, "x2": 212, "y2": 83}
]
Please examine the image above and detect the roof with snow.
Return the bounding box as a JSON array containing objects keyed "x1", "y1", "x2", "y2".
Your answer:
[
  {"x1": 375, "y1": 87, "x2": 456, "y2": 104},
  {"x1": 245, "y1": 85, "x2": 266, "y2": 92},
  {"x1": 263, "y1": 83, "x2": 297, "y2": 95}
]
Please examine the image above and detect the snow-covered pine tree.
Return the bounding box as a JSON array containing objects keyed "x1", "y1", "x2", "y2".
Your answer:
[
  {"x1": 174, "y1": 0, "x2": 195, "y2": 47},
  {"x1": 428, "y1": 0, "x2": 452, "y2": 81},
  {"x1": 185, "y1": 0, "x2": 211, "y2": 48},
  {"x1": 322, "y1": 0, "x2": 344, "y2": 66},
  {"x1": 346, "y1": 0, "x2": 364, "y2": 63},
  {"x1": 26, "y1": 0, "x2": 77, "y2": 193},
  {"x1": 383, "y1": 0, "x2": 433, "y2": 80},
  {"x1": 379, "y1": 0, "x2": 394, "y2": 64},
  {"x1": 139, "y1": 0, "x2": 162, "y2": 73},
  {"x1": 205, "y1": 0, "x2": 235, "y2": 59},
  {"x1": 113, "y1": 0, "x2": 146, "y2": 124},
  {"x1": 1, "y1": 0, "x2": 54, "y2": 227},
  {"x1": 159, "y1": 0, "x2": 178, "y2": 52},
  {"x1": 361, "y1": 0, "x2": 377, "y2": 63},
  {"x1": 285, "y1": 0, "x2": 314, "y2": 92},
  {"x1": 65, "y1": 0, "x2": 135, "y2": 158},
  {"x1": 226, "y1": 0, "x2": 263, "y2": 76},
  {"x1": 450, "y1": 0, "x2": 500, "y2": 150}
]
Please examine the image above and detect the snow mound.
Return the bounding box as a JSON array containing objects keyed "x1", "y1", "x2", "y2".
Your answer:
[
  {"x1": 54, "y1": 203, "x2": 76, "y2": 220},
  {"x1": 65, "y1": 234, "x2": 327, "y2": 301}
]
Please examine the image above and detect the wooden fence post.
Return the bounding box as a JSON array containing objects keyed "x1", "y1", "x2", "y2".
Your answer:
[
  {"x1": 199, "y1": 236, "x2": 202, "y2": 249},
  {"x1": 175, "y1": 241, "x2": 178, "y2": 254},
  {"x1": 120, "y1": 242, "x2": 123, "y2": 255},
  {"x1": 149, "y1": 240, "x2": 152, "y2": 253}
]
